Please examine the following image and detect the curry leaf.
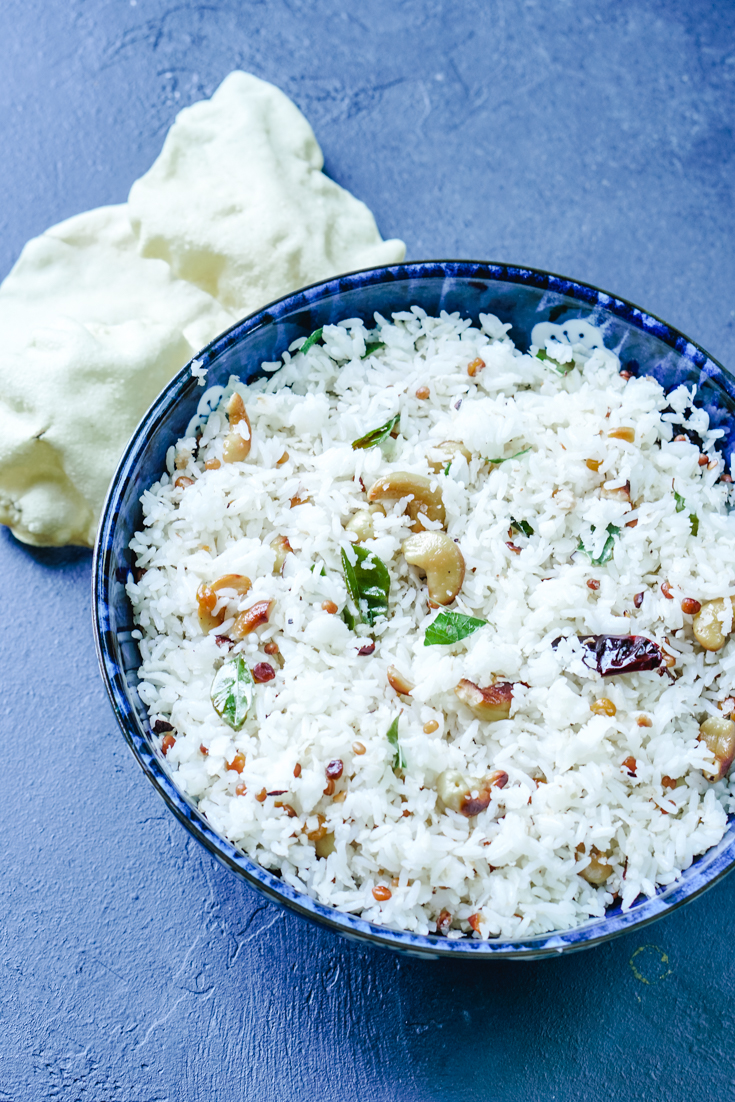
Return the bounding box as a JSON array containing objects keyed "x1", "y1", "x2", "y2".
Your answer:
[
  {"x1": 352, "y1": 413, "x2": 400, "y2": 451},
  {"x1": 300, "y1": 327, "x2": 324, "y2": 354},
  {"x1": 510, "y1": 517, "x2": 534, "y2": 538},
  {"x1": 537, "y1": 348, "x2": 575, "y2": 375},
  {"x1": 485, "y1": 446, "x2": 531, "y2": 465},
  {"x1": 424, "y1": 610, "x2": 486, "y2": 646},
  {"x1": 362, "y1": 341, "x2": 385, "y2": 359},
  {"x1": 673, "y1": 490, "x2": 697, "y2": 534},
  {"x1": 341, "y1": 605, "x2": 356, "y2": 631},
  {"x1": 386, "y1": 715, "x2": 406, "y2": 770},
  {"x1": 211, "y1": 655, "x2": 254, "y2": 731},
  {"x1": 578, "y1": 523, "x2": 621, "y2": 566},
  {"x1": 596, "y1": 525, "x2": 621, "y2": 564},
  {"x1": 341, "y1": 545, "x2": 390, "y2": 626}
]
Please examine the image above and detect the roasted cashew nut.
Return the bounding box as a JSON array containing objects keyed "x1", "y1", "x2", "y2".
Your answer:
[
  {"x1": 600, "y1": 481, "x2": 631, "y2": 503},
  {"x1": 346, "y1": 512, "x2": 374, "y2": 542},
  {"x1": 698, "y1": 715, "x2": 735, "y2": 780},
  {"x1": 427, "y1": 441, "x2": 472, "y2": 474},
  {"x1": 387, "y1": 665, "x2": 414, "y2": 695},
  {"x1": 270, "y1": 535, "x2": 292, "y2": 575},
  {"x1": 367, "y1": 472, "x2": 445, "y2": 532},
  {"x1": 402, "y1": 531, "x2": 464, "y2": 605},
  {"x1": 314, "y1": 832, "x2": 336, "y2": 858},
  {"x1": 196, "y1": 583, "x2": 223, "y2": 633},
  {"x1": 575, "y1": 844, "x2": 613, "y2": 885},
  {"x1": 212, "y1": 574, "x2": 252, "y2": 596},
  {"x1": 197, "y1": 574, "x2": 252, "y2": 632},
  {"x1": 436, "y1": 768, "x2": 508, "y2": 817},
  {"x1": 692, "y1": 597, "x2": 735, "y2": 652},
  {"x1": 345, "y1": 504, "x2": 386, "y2": 543},
  {"x1": 231, "y1": 599, "x2": 275, "y2": 640},
  {"x1": 454, "y1": 678, "x2": 512, "y2": 722},
  {"x1": 222, "y1": 392, "x2": 252, "y2": 463}
]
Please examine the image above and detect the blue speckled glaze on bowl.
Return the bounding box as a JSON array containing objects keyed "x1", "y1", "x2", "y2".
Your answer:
[{"x1": 93, "y1": 261, "x2": 735, "y2": 960}]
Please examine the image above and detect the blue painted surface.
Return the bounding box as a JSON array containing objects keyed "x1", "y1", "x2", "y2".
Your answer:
[{"x1": 2, "y1": 1, "x2": 735, "y2": 1098}]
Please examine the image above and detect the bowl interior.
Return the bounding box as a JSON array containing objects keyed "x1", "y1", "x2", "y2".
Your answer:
[{"x1": 93, "y1": 261, "x2": 735, "y2": 959}]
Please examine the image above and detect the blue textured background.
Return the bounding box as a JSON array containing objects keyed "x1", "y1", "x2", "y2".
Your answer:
[{"x1": 2, "y1": 2, "x2": 735, "y2": 1098}]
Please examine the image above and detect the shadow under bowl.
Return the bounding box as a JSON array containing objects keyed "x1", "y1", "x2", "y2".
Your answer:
[{"x1": 93, "y1": 260, "x2": 735, "y2": 960}]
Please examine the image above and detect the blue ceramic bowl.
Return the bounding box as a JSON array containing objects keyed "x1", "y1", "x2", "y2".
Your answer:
[{"x1": 93, "y1": 261, "x2": 735, "y2": 960}]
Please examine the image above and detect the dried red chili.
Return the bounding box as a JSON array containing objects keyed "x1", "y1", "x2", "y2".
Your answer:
[{"x1": 578, "y1": 634, "x2": 663, "y2": 676}]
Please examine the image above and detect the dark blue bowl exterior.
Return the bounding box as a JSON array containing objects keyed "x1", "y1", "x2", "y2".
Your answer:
[{"x1": 93, "y1": 261, "x2": 735, "y2": 960}]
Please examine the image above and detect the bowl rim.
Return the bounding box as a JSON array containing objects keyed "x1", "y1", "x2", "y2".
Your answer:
[{"x1": 92, "y1": 258, "x2": 735, "y2": 960}]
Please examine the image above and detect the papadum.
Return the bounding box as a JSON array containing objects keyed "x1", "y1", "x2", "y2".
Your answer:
[
  {"x1": 128, "y1": 71, "x2": 405, "y2": 317},
  {"x1": 0, "y1": 72, "x2": 405, "y2": 547}
]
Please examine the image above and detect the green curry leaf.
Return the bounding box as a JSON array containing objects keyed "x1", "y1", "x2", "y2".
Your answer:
[
  {"x1": 424, "y1": 610, "x2": 486, "y2": 646},
  {"x1": 510, "y1": 517, "x2": 534, "y2": 537},
  {"x1": 362, "y1": 341, "x2": 386, "y2": 359},
  {"x1": 300, "y1": 327, "x2": 324, "y2": 354},
  {"x1": 578, "y1": 523, "x2": 621, "y2": 566},
  {"x1": 211, "y1": 655, "x2": 254, "y2": 731},
  {"x1": 386, "y1": 715, "x2": 406, "y2": 770},
  {"x1": 352, "y1": 413, "x2": 400, "y2": 451},
  {"x1": 341, "y1": 545, "x2": 390, "y2": 626},
  {"x1": 536, "y1": 348, "x2": 576, "y2": 375},
  {"x1": 485, "y1": 446, "x2": 531, "y2": 465},
  {"x1": 673, "y1": 490, "x2": 697, "y2": 534}
]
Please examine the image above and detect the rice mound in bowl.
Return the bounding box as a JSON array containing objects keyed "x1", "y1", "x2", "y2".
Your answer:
[{"x1": 127, "y1": 307, "x2": 735, "y2": 940}]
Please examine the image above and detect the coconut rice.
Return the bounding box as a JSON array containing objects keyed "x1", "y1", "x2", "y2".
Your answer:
[{"x1": 127, "y1": 307, "x2": 735, "y2": 940}]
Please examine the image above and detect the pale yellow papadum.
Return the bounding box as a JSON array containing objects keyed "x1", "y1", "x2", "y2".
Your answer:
[
  {"x1": 129, "y1": 71, "x2": 404, "y2": 315},
  {"x1": 0, "y1": 71, "x2": 405, "y2": 547}
]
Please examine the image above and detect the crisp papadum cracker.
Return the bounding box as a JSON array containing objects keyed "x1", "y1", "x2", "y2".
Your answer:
[
  {"x1": 0, "y1": 205, "x2": 232, "y2": 546},
  {"x1": 128, "y1": 71, "x2": 405, "y2": 316},
  {"x1": 0, "y1": 73, "x2": 405, "y2": 547}
]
